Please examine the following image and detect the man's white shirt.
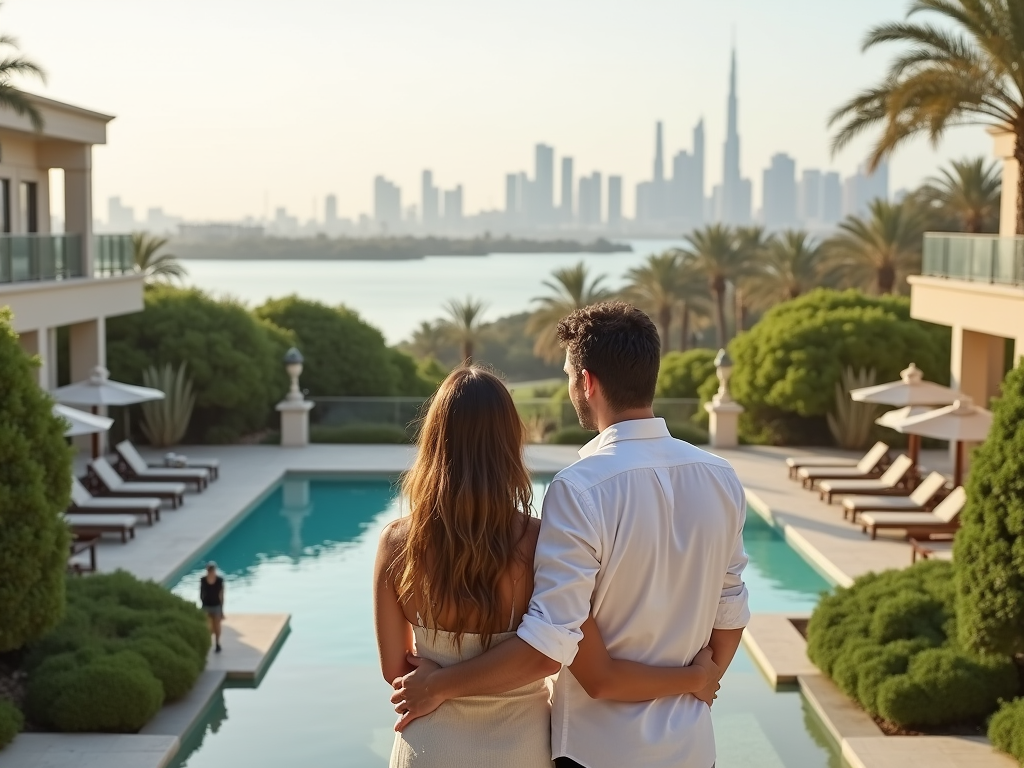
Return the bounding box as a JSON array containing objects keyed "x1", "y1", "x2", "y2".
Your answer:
[{"x1": 517, "y1": 418, "x2": 750, "y2": 768}]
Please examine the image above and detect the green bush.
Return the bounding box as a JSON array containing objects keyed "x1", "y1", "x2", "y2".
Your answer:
[
  {"x1": 806, "y1": 560, "x2": 1019, "y2": 728},
  {"x1": 0, "y1": 308, "x2": 72, "y2": 652},
  {"x1": 547, "y1": 426, "x2": 598, "y2": 445},
  {"x1": 310, "y1": 424, "x2": 412, "y2": 444},
  {"x1": 955, "y1": 363, "x2": 1024, "y2": 657},
  {"x1": 0, "y1": 699, "x2": 23, "y2": 749},
  {"x1": 107, "y1": 286, "x2": 293, "y2": 443},
  {"x1": 990, "y1": 698, "x2": 1024, "y2": 764},
  {"x1": 254, "y1": 296, "x2": 413, "y2": 396},
  {"x1": 25, "y1": 571, "x2": 209, "y2": 732},
  {"x1": 667, "y1": 421, "x2": 709, "y2": 445},
  {"x1": 656, "y1": 349, "x2": 717, "y2": 399},
  {"x1": 726, "y1": 289, "x2": 950, "y2": 444}
]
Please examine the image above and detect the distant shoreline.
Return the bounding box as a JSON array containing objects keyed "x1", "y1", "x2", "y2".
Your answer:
[{"x1": 171, "y1": 235, "x2": 634, "y2": 261}]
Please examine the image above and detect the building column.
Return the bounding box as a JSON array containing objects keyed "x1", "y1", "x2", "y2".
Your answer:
[
  {"x1": 68, "y1": 317, "x2": 105, "y2": 381},
  {"x1": 990, "y1": 128, "x2": 1020, "y2": 236},
  {"x1": 17, "y1": 327, "x2": 58, "y2": 389},
  {"x1": 40, "y1": 142, "x2": 93, "y2": 276}
]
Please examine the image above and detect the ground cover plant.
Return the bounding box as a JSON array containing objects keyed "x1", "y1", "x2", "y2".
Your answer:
[
  {"x1": 806, "y1": 560, "x2": 1019, "y2": 730},
  {"x1": 989, "y1": 698, "x2": 1024, "y2": 764},
  {"x1": 0, "y1": 309, "x2": 73, "y2": 653},
  {"x1": 0, "y1": 700, "x2": 22, "y2": 750},
  {"x1": 725, "y1": 289, "x2": 950, "y2": 444},
  {"x1": 23, "y1": 571, "x2": 209, "y2": 733}
]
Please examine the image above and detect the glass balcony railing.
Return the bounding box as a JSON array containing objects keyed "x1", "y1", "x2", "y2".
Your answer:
[
  {"x1": 922, "y1": 232, "x2": 1024, "y2": 286},
  {"x1": 0, "y1": 233, "x2": 135, "y2": 284}
]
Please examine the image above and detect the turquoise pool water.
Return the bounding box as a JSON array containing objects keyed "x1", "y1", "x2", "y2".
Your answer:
[{"x1": 169, "y1": 477, "x2": 839, "y2": 768}]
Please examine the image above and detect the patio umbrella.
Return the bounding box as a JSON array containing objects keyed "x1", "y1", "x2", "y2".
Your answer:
[
  {"x1": 893, "y1": 396, "x2": 993, "y2": 486},
  {"x1": 53, "y1": 404, "x2": 113, "y2": 437},
  {"x1": 851, "y1": 363, "x2": 960, "y2": 465},
  {"x1": 52, "y1": 366, "x2": 165, "y2": 458}
]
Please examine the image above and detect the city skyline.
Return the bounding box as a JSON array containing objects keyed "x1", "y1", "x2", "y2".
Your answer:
[{"x1": 23, "y1": 0, "x2": 989, "y2": 225}]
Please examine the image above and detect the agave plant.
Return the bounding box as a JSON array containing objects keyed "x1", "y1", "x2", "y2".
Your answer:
[
  {"x1": 827, "y1": 367, "x2": 880, "y2": 450},
  {"x1": 140, "y1": 363, "x2": 196, "y2": 447}
]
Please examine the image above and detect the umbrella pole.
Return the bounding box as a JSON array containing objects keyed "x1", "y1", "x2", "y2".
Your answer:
[
  {"x1": 954, "y1": 441, "x2": 964, "y2": 488},
  {"x1": 909, "y1": 434, "x2": 920, "y2": 468}
]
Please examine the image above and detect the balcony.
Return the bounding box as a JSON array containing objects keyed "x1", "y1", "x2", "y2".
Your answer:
[
  {"x1": 922, "y1": 232, "x2": 1024, "y2": 286},
  {"x1": 0, "y1": 234, "x2": 134, "y2": 284}
]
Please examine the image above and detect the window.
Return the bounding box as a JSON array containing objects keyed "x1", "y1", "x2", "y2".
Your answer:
[{"x1": 19, "y1": 180, "x2": 37, "y2": 233}]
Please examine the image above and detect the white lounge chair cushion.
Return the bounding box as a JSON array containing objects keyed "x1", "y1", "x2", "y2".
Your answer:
[
  {"x1": 91, "y1": 458, "x2": 185, "y2": 494},
  {"x1": 820, "y1": 478, "x2": 895, "y2": 494},
  {"x1": 859, "y1": 511, "x2": 948, "y2": 527},
  {"x1": 75, "y1": 496, "x2": 161, "y2": 511},
  {"x1": 786, "y1": 456, "x2": 859, "y2": 469},
  {"x1": 843, "y1": 495, "x2": 923, "y2": 511},
  {"x1": 65, "y1": 513, "x2": 137, "y2": 529},
  {"x1": 117, "y1": 442, "x2": 209, "y2": 481}
]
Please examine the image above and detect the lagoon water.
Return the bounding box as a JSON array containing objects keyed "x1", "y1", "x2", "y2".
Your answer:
[{"x1": 182, "y1": 239, "x2": 686, "y2": 344}]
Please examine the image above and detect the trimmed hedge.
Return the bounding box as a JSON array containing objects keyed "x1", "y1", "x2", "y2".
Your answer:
[
  {"x1": 547, "y1": 426, "x2": 598, "y2": 445},
  {"x1": 667, "y1": 421, "x2": 709, "y2": 445},
  {"x1": 656, "y1": 349, "x2": 717, "y2": 399},
  {"x1": 0, "y1": 308, "x2": 72, "y2": 652},
  {"x1": 310, "y1": 424, "x2": 412, "y2": 444},
  {"x1": 25, "y1": 572, "x2": 209, "y2": 733},
  {"x1": 0, "y1": 699, "x2": 22, "y2": 750},
  {"x1": 955, "y1": 363, "x2": 1024, "y2": 657},
  {"x1": 726, "y1": 289, "x2": 950, "y2": 444},
  {"x1": 806, "y1": 561, "x2": 1019, "y2": 729},
  {"x1": 990, "y1": 698, "x2": 1024, "y2": 764}
]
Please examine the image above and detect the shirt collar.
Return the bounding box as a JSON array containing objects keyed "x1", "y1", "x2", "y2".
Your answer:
[{"x1": 578, "y1": 417, "x2": 670, "y2": 458}]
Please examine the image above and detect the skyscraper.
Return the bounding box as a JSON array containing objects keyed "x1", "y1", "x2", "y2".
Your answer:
[
  {"x1": 842, "y1": 161, "x2": 889, "y2": 218},
  {"x1": 421, "y1": 170, "x2": 439, "y2": 226},
  {"x1": 636, "y1": 122, "x2": 669, "y2": 223},
  {"x1": 608, "y1": 176, "x2": 623, "y2": 228},
  {"x1": 324, "y1": 194, "x2": 337, "y2": 224},
  {"x1": 578, "y1": 172, "x2": 603, "y2": 226},
  {"x1": 561, "y1": 156, "x2": 574, "y2": 222},
  {"x1": 717, "y1": 47, "x2": 752, "y2": 225},
  {"x1": 670, "y1": 119, "x2": 705, "y2": 229},
  {"x1": 762, "y1": 153, "x2": 797, "y2": 230},
  {"x1": 653, "y1": 121, "x2": 664, "y2": 185},
  {"x1": 534, "y1": 143, "x2": 554, "y2": 225},
  {"x1": 373, "y1": 176, "x2": 401, "y2": 228},
  {"x1": 443, "y1": 185, "x2": 463, "y2": 223},
  {"x1": 505, "y1": 173, "x2": 520, "y2": 221},
  {"x1": 798, "y1": 170, "x2": 822, "y2": 223},
  {"x1": 821, "y1": 172, "x2": 842, "y2": 225}
]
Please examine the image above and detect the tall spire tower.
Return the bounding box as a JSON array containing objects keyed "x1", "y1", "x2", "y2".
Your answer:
[
  {"x1": 653, "y1": 121, "x2": 664, "y2": 183},
  {"x1": 718, "y1": 44, "x2": 751, "y2": 225}
]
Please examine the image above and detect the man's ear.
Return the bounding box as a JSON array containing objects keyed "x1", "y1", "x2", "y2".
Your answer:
[{"x1": 582, "y1": 369, "x2": 595, "y2": 399}]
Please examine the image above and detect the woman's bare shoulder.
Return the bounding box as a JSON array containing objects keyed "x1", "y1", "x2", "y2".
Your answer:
[{"x1": 378, "y1": 517, "x2": 410, "y2": 556}]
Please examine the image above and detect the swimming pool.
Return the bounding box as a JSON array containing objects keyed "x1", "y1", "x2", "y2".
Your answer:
[{"x1": 169, "y1": 476, "x2": 838, "y2": 768}]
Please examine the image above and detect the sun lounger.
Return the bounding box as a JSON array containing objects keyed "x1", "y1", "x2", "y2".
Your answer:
[
  {"x1": 786, "y1": 442, "x2": 889, "y2": 480},
  {"x1": 68, "y1": 535, "x2": 99, "y2": 573},
  {"x1": 798, "y1": 442, "x2": 891, "y2": 488},
  {"x1": 70, "y1": 477, "x2": 161, "y2": 524},
  {"x1": 817, "y1": 455, "x2": 915, "y2": 504},
  {"x1": 64, "y1": 512, "x2": 137, "y2": 543},
  {"x1": 859, "y1": 486, "x2": 965, "y2": 540},
  {"x1": 909, "y1": 535, "x2": 955, "y2": 564},
  {"x1": 89, "y1": 458, "x2": 186, "y2": 509},
  {"x1": 114, "y1": 441, "x2": 209, "y2": 491},
  {"x1": 841, "y1": 471, "x2": 948, "y2": 521}
]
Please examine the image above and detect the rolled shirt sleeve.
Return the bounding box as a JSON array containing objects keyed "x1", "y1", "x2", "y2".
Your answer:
[
  {"x1": 517, "y1": 477, "x2": 602, "y2": 667},
  {"x1": 714, "y1": 487, "x2": 751, "y2": 630}
]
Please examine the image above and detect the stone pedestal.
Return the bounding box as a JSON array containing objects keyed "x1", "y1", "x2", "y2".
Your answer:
[
  {"x1": 276, "y1": 400, "x2": 314, "y2": 447},
  {"x1": 705, "y1": 397, "x2": 744, "y2": 449}
]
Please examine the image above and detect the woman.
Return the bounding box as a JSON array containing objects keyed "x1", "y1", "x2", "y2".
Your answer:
[
  {"x1": 200, "y1": 561, "x2": 225, "y2": 653},
  {"x1": 374, "y1": 367, "x2": 717, "y2": 768}
]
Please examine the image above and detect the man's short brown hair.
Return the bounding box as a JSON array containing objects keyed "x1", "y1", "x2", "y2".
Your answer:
[{"x1": 556, "y1": 302, "x2": 660, "y2": 412}]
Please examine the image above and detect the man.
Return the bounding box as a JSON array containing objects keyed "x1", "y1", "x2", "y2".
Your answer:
[
  {"x1": 392, "y1": 302, "x2": 750, "y2": 768},
  {"x1": 200, "y1": 561, "x2": 225, "y2": 653}
]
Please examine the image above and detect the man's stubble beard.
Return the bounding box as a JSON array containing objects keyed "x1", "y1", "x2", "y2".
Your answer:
[{"x1": 572, "y1": 382, "x2": 598, "y2": 431}]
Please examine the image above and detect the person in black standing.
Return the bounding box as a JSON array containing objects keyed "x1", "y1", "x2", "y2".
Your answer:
[{"x1": 200, "y1": 561, "x2": 225, "y2": 653}]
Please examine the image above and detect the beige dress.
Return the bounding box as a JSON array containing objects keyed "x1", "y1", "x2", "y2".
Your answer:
[{"x1": 389, "y1": 619, "x2": 553, "y2": 768}]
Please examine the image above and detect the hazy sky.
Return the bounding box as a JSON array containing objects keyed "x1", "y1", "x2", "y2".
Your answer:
[{"x1": 11, "y1": 0, "x2": 991, "y2": 223}]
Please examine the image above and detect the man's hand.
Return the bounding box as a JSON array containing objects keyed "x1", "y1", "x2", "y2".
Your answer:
[
  {"x1": 390, "y1": 654, "x2": 443, "y2": 732},
  {"x1": 691, "y1": 647, "x2": 723, "y2": 707}
]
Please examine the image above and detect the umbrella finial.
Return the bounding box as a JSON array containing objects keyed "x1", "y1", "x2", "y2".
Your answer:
[
  {"x1": 900, "y1": 363, "x2": 923, "y2": 385},
  {"x1": 89, "y1": 366, "x2": 110, "y2": 385},
  {"x1": 952, "y1": 396, "x2": 974, "y2": 413}
]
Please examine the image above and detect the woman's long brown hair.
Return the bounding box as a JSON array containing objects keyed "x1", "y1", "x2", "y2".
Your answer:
[{"x1": 394, "y1": 366, "x2": 533, "y2": 649}]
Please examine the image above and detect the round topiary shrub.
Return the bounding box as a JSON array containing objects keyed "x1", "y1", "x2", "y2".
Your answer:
[
  {"x1": 955, "y1": 362, "x2": 1024, "y2": 657},
  {"x1": 655, "y1": 349, "x2": 717, "y2": 399},
  {"x1": 725, "y1": 289, "x2": 950, "y2": 444},
  {"x1": 107, "y1": 286, "x2": 293, "y2": 443},
  {"x1": 0, "y1": 308, "x2": 73, "y2": 652},
  {"x1": 806, "y1": 560, "x2": 1018, "y2": 728},
  {"x1": 124, "y1": 637, "x2": 200, "y2": 701},
  {"x1": 0, "y1": 699, "x2": 23, "y2": 750},
  {"x1": 45, "y1": 652, "x2": 164, "y2": 732},
  {"x1": 989, "y1": 697, "x2": 1024, "y2": 764}
]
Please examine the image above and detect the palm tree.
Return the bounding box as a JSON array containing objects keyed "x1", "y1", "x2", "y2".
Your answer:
[
  {"x1": 682, "y1": 225, "x2": 757, "y2": 347},
  {"x1": 409, "y1": 320, "x2": 447, "y2": 359},
  {"x1": 829, "y1": 0, "x2": 1024, "y2": 233},
  {"x1": 920, "y1": 157, "x2": 1001, "y2": 233},
  {"x1": 132, "y1": 232, "x2": 188, "y2": 283},
  {"x1": 749, "y1": 230, "x2": 824, "y2": 308},
  {"x1": 442, "y1": 297, "x2": 487, "y2": 363},
  {"x1": 624, "y1": 251, "x2": 687, "y2": 354},
  {"x1": 822, "y1": 199, "x2": 926, "y2": 294},
  {"x1": 526, "y1": 262, "x2": 612, "y2": 362},
  {"x1": 734, "y1": 226, "x2": 772, "y2": 334},
  {"x1": 0, "y1": 26, "x2": 46, "y2": 131}
]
